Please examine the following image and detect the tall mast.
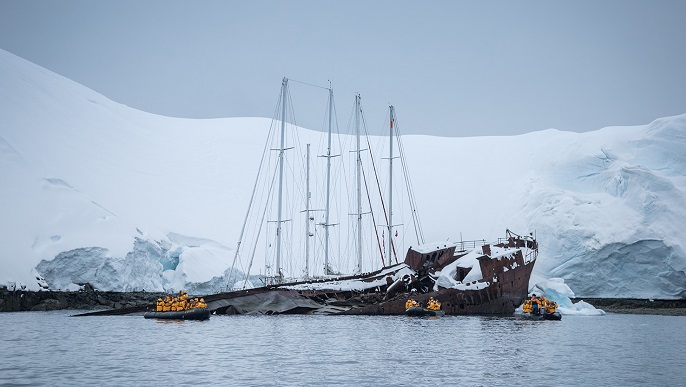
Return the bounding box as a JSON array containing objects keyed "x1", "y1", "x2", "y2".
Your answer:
[
  {"x1": 305, "y1": 143, "x2": 312, "y2": 279},
  {"x1": 387, "y1": 105, "x2": 395, "y2": 264},
  {"x1": 355, "y1": 94, "x2": 362, "y2": 273},
  {"x1": 324, "y1": 86, "x2": 333, "y2": 274},
  {"x1": 275, "y1": 77, "x2": 288, "y2": 283}
]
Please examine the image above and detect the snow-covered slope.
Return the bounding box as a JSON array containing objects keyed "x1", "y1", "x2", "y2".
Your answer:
[{"x1": 1, "y1": 49, "x2": 684, "y2": 298}]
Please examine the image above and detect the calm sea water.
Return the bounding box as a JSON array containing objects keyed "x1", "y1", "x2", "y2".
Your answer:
[{"x1": 0, "y1": 311, "x2": 684, "y2": 386}]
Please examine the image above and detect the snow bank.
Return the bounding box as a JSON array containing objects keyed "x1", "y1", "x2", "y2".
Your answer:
[{"x1": 1, "y1": 48, "x2": 685, "y2": 299}]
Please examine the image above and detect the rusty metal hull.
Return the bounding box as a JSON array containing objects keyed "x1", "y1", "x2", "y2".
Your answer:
[
  {"x1": 344, "y1": 256, "x2": 535, "y2": 316},
  {"x1": 202, "y1": 238, "x2": 537, "y2": 316}
]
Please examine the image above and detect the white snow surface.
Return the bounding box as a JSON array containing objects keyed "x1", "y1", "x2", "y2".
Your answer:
[
  {"x1": 1, "y1": 49, "x2": 685, "y2": 298},
  {"x1": 283, "y1": 265, "x2": 416, "y2": 292}
]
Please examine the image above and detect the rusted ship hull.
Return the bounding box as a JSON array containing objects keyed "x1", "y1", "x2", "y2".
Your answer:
[
  {"x1": 343, "y1": 256, "x2": 535, "y2": 315},
  {"x1": 201, "y1": 232, "x2": 538, "y2": 316}
]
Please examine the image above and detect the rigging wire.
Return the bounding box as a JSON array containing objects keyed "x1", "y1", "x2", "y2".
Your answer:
[
  {"x1": 245, "y1": 78, "x2": 342, "y2": 279},
  {"x1": 284, "y1": 87, "x2": 310, "y2": 276},
  {"x1": 394, "y1": 120, "x2": 425, "y2": 245},
  {"x1": 346, "y1": 99, "x2": 368, "y2": 272},
  {"x1": 288, "y1": 78, "x2": 330, "y2": 91},
  {"x1": 228, "y1": 88, "x2": 282, "y2": 289},
  {"x1": 243, "y1": 164, "x2": 280, "y2": 288},
  {"x1": 235, "y1": 78, "x2": 426, "y2": 279},
  {"x1": 357, "y1": 105, "x2": 386, "y2": 268},
  {"x1": 361, "y1": 155, "x2": 385, "y2": 267},
  {"x1": 361, "y1": 110, "x2": 398, "y2": 264},
  {"x1": 330, "y1": 92, "x2": 350, "y2": 273}
]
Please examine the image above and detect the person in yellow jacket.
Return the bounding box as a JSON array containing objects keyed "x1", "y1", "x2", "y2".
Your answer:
[
  {"x1": 405, "y1": 298, "x2": 420, "y2": 309},
  {"x1": 427, "y1": 297, "x2": 441, "y2": 311},
  {"x1": 522, "y1": 299, "x2": 533, "y2": 313},
  {"x1": 545, "y1": 301, "x2": 558, "y2": 314},
  {"x1": 163, "y1": 294, "x2": 172, "y2": 306},
  {"x1": 531, "y1": 294, "x2": 540, "y2": 315},
  {"x1": 197, "y1": 298, "x2": 207, "y2": 308},
  {"x1": 156, "y1": 298, "x2": 163, "y2": 312},
  {"x1": 162, "y1": 297, "x2": 172, "y2": 311}
]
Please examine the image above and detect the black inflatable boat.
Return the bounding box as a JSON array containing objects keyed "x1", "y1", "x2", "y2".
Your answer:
[
  {"x1": 144, "y1": 308, "x2": 211, "y2": 320},
  {"x1": 405, "y1": 306, "x2": 445, "y2": 317},
  {"x1": 521, "y1": 311, "x2": 562, "y2": 321}
]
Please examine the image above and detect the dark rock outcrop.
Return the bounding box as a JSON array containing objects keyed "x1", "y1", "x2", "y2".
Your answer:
[{"x1": 0, "y1": 286, "x2": 164, "y2": 312}]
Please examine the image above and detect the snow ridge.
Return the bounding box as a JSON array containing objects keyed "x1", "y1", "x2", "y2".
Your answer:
[{"x1": 1, "y1": 48, "x2": 685, "y2": 298}]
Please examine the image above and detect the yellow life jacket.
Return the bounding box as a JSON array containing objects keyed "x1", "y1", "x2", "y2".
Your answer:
[{"x1": 546, "y1": 302, "x2": 557, "y2": 313}]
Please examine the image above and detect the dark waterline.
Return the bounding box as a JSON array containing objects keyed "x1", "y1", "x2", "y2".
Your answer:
[{"x1": 1, "y1": 311, "x2": 684, "y2": 386}]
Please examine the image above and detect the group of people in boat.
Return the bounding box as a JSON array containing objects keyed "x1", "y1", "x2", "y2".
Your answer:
[
  {"x1": 156, "y1": 290, "x2": 207, "y2": 312},
  {"x1": 405, "y1": 296, "x2": 442, "y2": 311},
  {"x1": 522, "y1": 294, "x2": 558, "y2": 315}
]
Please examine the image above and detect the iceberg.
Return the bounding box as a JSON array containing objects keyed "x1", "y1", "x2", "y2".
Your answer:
[{"x1": 530, "y1": 278, "x2": 606, "y2": 316}]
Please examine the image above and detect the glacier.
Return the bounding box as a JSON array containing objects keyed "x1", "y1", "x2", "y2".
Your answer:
[{"x1": 0, "y1": 48, "x2": 684, "y2": 299}]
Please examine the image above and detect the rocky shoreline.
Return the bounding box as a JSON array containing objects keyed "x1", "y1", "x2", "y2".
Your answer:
[
  {"x1": 0, "y1": 287, "x2": 164, "y2": 312},
  {"x1": 572, "y1": 298, "x2": 686, "y2": 316},
  {"x1": 2, "y1": 288, "x2": 685, "y2": 315}
]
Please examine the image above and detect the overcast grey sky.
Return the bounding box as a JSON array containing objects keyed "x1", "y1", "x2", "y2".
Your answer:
[{"x1": 1, "y1": 0, "x2": 685, "y2": 137}]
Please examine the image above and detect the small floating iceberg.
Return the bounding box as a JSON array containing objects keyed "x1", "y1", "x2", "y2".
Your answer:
[{"x1": 531, "y1": 278, "x2": 606, "y2": 316}]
